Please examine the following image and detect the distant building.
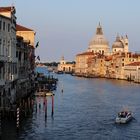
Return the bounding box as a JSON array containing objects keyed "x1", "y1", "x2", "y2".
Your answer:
[
  {"x1": 75, "y1": 52, "x2": 94, "y2": 75},
  {"x1": 124, "y1": 62, "x2": 140, "y2": 82},
  {"x1": 105, "y1": 52, "x2": 140, "y2": 79},
  {"x1": 57, "y1": 56, "x2": 75, "y2": 73},
  {"x1": 87, "y1": 23, "x2": 110, "y2": 55},
  {"x1": 75, "y1": 23, "x2": 110, "y2": 77},
  {"x1": 75, "y1": 22, "x2": 140, "y2": 82},
  {"x1": 91, "y1": 54, "x2": 106, "y2": 77}
]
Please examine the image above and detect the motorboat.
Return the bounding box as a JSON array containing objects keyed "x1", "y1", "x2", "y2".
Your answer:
[
  {"x1": 115, "y1": 111, "x2": 133, "y2": 124},
  {"x1": 35, "y1": 91, "x2": 54, "y2": 97}
]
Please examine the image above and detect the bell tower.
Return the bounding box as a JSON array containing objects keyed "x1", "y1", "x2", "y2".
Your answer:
[
  {"x1": 120, "y1": 35, "x2": 129, "y2": 53},
  {"x1": 60, "y1": 56, "x2": 66, "y2": 65},
  {"x1": 124, "y1": 35, "x2": 129, "y2": 53}
]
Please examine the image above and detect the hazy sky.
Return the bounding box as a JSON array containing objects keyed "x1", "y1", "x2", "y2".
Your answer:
[{"x1": 1, "y1": 0, "x2": 140, "y2": 62}]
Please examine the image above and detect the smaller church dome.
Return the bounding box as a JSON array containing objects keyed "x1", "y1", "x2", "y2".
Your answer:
[
  {"x1": 112, "y1": 42, "x2": 123, "y2": 48},
  {"x1": 112, "y1": 35, "x2": 124, "y2": 48}
]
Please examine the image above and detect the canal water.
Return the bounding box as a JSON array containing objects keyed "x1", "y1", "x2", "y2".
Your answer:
[{"x1": 2, "y1": 68, "x2": 140, "y2": 140}]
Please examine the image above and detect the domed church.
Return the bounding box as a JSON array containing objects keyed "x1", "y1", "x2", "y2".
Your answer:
[
  {"x1": 87, "y1": 23, "x2": 110, "y2": 55},
  {"x1": 112, "y1": 34, "x2": 129, "y2": 53}
]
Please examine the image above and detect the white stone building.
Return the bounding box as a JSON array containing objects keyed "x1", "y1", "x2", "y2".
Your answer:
[
  {"x1": 0, "y1": 6, "x2": 18, "y2": 107},
  {"x1": 57, "y1": 56, "x2": 75, "y2": 73}
]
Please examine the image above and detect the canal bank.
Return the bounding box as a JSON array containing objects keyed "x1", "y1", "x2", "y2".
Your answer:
[{"x1": 2, "y1": 74, "x2": 140, "y2": 140}]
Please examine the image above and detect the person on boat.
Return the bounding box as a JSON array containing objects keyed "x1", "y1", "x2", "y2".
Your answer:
[{"x1": 118, "y1": 111, "x2": 126, "y2": 118}]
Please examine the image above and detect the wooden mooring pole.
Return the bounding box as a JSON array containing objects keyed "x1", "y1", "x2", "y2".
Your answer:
[
  {"x1": 31, "y1": 99, "x2": 34, "y2": 113},
  {"x1": 36, "y1": 100, "x2": 37, "y2": 113},
  {"x1": 28, "y1": 98, "x2": 30, "y2": 110},
  {"x1": 44, "y1": 97, "x2": 47, "y2": 118},
  {"x1": 51, "y1": 95, "x2": 54, "y2": 116}
]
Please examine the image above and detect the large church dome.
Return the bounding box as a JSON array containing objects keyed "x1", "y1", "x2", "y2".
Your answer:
[
  {"x1": 89, "y1": 23, "x2": 109, "y2": 46},
  {"x1": 87, "y1": 23, "x2": 110, "y2": 55}
]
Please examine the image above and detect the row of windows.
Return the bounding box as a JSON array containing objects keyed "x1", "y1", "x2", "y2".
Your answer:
[
  {"x1": 0, "y1": 20, "x2": 11, "y2": 32},
  {"x1": 91, "y1": 50, "x2": 105, "y2": 54},
  {"x1": 0, "y1": 38, "x2": 10, "y2": 56},
  {"x1": 16, "y1": 51, "x2": 28, "y2": 61},
  {"x1": 0, "y1": 63, "x2": 17, "y2": 79}
]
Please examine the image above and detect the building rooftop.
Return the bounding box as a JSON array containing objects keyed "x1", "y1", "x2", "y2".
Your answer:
[
  {"x1": 16, "y1": 24, "x2": 33, "y2": 31},
  {"x1": 0, "y1": 6, "x2": 15, "y2": 13},
  {"x1": 105, "y1": 56, "x2": 112, "y2": 61},
  {"x1": 126, "y1": 62, "x2": 140, "y2": 66},
  {"x1": 76, "y1": 52, "x2": 94, "y2": 56}
]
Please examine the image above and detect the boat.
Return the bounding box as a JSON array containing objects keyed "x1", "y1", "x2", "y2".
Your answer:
[
  {"x1": 115, "y1": 110, "x2": 133, "y2": 124},
  {"x1": 35, "y1": 91, "x2": 55, "y2": 97},
  {"x1": 46, "y1": 92, "x2": 55, "y2": 96},
  {"x1": 56, "y1": 71, "x2": 64, "y2": 74}
]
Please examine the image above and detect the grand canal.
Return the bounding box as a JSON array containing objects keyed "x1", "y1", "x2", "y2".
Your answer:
[{"x1": 2, "y1": 69, "x2": 140, "y2": 140}]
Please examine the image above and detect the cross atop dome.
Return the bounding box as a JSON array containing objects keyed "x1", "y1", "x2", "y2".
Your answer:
[{"x1": 61, "y1": 55, "x2": 64, "y2": 60}]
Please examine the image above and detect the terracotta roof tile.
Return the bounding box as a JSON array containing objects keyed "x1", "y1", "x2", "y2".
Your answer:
[
  {"x1": 105, "y1": 56, "x2": 112, "y2": 61},
  {"x1": 0, "y1": 7, "x2": 11, "y2": 12},
  {"x1": 76, "y1": 52, "x2": 94, "y2": 56},
  {"x1": 126, "y1": 62, "x2": 140, "y2": 66},
  {"x1": 16, "y1": 24, "x2": 33, "y2": 31},
  {"x1": 0, "y1": 6, "x2": 15, "y2": 13}
]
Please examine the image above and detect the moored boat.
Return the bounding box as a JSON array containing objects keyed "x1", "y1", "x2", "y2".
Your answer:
[
  {"x1": 35, "y1": 91, "x2": 55, "y2": 97},
  {"x1": 46, "y1": 92, "x2": 55, "y2": 96}
]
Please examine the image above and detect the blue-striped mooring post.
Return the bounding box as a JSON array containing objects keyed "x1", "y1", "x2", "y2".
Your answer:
[
  {"x1": 0, "y1": 110, "x2": 1, "y2": 137},
  {"x1": 16, "y1": 107, "x2": 20, "y2": 130}
]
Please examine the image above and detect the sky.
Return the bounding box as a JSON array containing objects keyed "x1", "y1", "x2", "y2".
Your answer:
[{"x1": 1, "y1": 0, "x2": 140, "y2": 62}]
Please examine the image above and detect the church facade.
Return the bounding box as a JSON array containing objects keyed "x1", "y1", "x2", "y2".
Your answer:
[{"x1": 57, "y1": 56, "x2": 75, "y2": 73}]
